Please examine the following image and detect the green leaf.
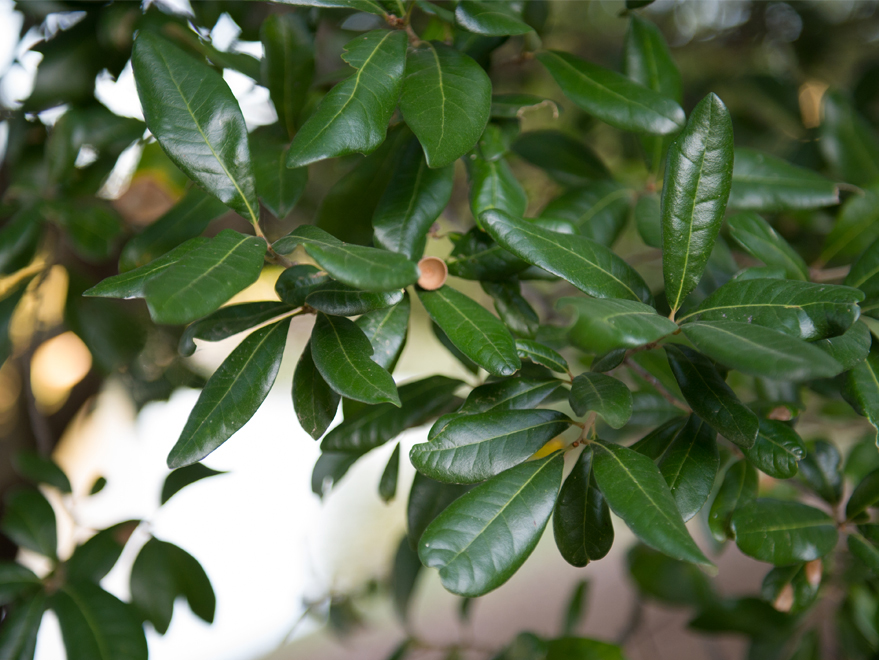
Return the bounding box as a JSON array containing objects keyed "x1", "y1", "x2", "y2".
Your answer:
[
  {"x1": 447, "y1": 228, "x2": 529, "y2": 281},
  {"x1": 661, "y1": 93, "x2": 734, "y2": 314},
  {"x1": 516, "y1": 339, "x2": 568, "y2": 374},
  {"x1": 540, "y1": 182, "x2": 631, "y2": 246},
  {"x1": 379, "y1": 444, "x2": 401, "y2": 502},
  {"x1": 144, "y1": 230, "x2": 266, "y2": 325},
  {"x1": 634, "y1": 193, "x2": 662, "y2": 248},
  {"x1": 468, "y1": 156, "x2": 528, "y2": 221},
  {"x1": 688, "y1": 597, "x2": 793, "y2": 638},
  {"x1": 0, "y1": 562, "x2": 41, "y2": 606},
  {"x1": 847, "y1": 467, "x2": 879, "y2": 520},
  {"x1": 481, "y1": 210, "x2": 652, "y2": 303},
  {"x1": 287, "y1": 30, "x2": 407, "y2": 167},
  {"x1": 1, "y1": 488, "x2": 56, "y2": 559},
  {"x1": 417, "y1": 286, "x2": 520, "y2": 377},
  {"x1": 849, "y1": 534, "x2": 879, "y2": 574},
  {"x1": 460, "y1": 377, "x2": 564, "y2": 414},
  {"x1": 178, "y1": 301, "x2": 291, "y2": 357},
  {"x1": 561, "y1": 580, "x2": 590, "y2": 636},
  {"x1": 561, "y1": 297, "x2": 677, "y2": 354},
  {"x1": 545, "y1": 638, "x2": 626, "y2": 660},
  {"x1": 274, "y1": 265, "x2": 329, "y2": 308},
  {"x1": 820, "y1": 90, "x2": 879, "y2": 186},
  {"x1": 591, "y1": 440, "x2": 713, "y2": 568},
  {"x1": 373, "y1": 138, "x2": 455, "y2": 260},
  {"x1": 86, "y1": 238, "x2": 209, "y2": 300},
  {"x1": 681, "y1": 321, "x2": 843, "y2": 381},
  {"x1": 512, "y1": 131, "x2": 610, "y2": 186},
  {"x1": 51, "y1": 203, "x2": 123, "y2": 263},
  {"x1": 731, "y1": 499, "x2": 838, "y2": 565},
  {"x1": 356, "y1": 293, "x2": 410, "y2": 371},
  {"x1": 410, "y1": 409, "x2": 571, "y2": 483},
  {"x1": 260, "y1": 13, "x2": 314, "y2": 137},
  {"x1": 742, "y1": 419, "x2": 806, "y2": 480},
  {"x1": 0, "y1": 593, "x2": 46, "y2": 660},
  {"x1": 553, "y1": 447, "x2": 613, "y2": 567},
  {"x1": 820, "y1": 185, "x2": 879, "y2": 265},
  {"x1": 455, "y1": 1, "x2": 532, "y2": 36},
  {"x1": 391, "y1": 537, "x2": 421, "y2": 622},
  {"x1": 0, "y1": 278, "x2": 33, "y2": 365},
  {"x1": 130, "y1": 538, "x2": 215, "y2": 634},
  {"x1": 305, "y1": 282, "x2": 405, "y2": 316},
  {"x1": 627, "y1": 543, "x2": 713, "y2": 607},
  {"x1": 161, "y1": 464, "x2": 225, "y2": 506},
  {"x1": 118, "y1": 188, "x2": 228, "y2": 273},
  {"x1": 569, "y1": 373, "x2": 632, "y2": 429},
  {"x1": 482, "y1": 280, "x2": 539, "y2": 339},
  {"x1": 708, "y1": 459, "x2": 758, "y2": 542},
  {"x1": 321, "y1": 375, "x2": 461, "y2": 452},
  {"x1": 729, "y1": 148, "x2": 839, "y2": 212},
  {"x1": 52, "y1": 581, "x2": 147, "y2": 660},
  {"x1": 132, "y1": 31, "x2": 259, "y2": 225},
  {"x1": 13, "y1": 451, "x2": 71, "y2": 493},
  {"x1": 407, "y1": 472, "x2": 471, "y2": 550},
  {"x1": 678, "y1": 278, "x2": 864, "y2": 341},
  {"x1": 66, "y1": 521, "x2": 138, "y2": 584},
  {"x1": 653, "y1": 415, "x2": 719, "y2": 522},
  {"x1": 279, "y1": 0, "x2": 389, "y2": 15},
  {"x1": 293, "y1": 341, "x2": 341, "y2": 440},
  {"x1": 537, "y1": 50, "x2": 684, "y2": 135},
  {"x1": 418, "y1": 453, "x2": 564, "y2": 597},
  {"x1": 666, "y1": 345, "x2": 759, "y2": 449},
  {"x1": 252, "y1": 132, "x2": 308, "y2": 219},
  {"x1": 0, "y1": 207, "x2": 41, "y2": 276},
  {"x1": 274, "y1": 225, "x2": 419, "y2": 292},
  {"x1": 847, "y1": 236, "x2": 879, "y2": 302},
  {"x1": 311, "y1": 313, "x2": 400, "y2": 406},
  {"x1": 797, "y1": 440, "x2": 843, "y2": 505},
  {"x1": 761, "y1": 565, "x2": 819, "y2": 615},
  {"x1": 400, "y1": 42, "x2": 492, "y2": 168},
  {"x1": 167, "y1": 318, "x2": 290, "y2": 468},
  {"x1": 726, "y1": 212, "x2": 808, "y2": 280}
]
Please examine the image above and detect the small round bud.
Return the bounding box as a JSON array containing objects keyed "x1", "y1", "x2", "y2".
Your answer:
[{"x1": 417, "y1": 256, "x2": 448, "y2": 290}]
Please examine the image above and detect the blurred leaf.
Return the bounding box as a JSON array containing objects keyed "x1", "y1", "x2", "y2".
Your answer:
[
  {"x1": 391, "y1": 537, "x2": 422, "y2": 622},
  {"x1": 820, "y1": 91, "x2": 879, "y2": 186},
  {"x1": 561, "y1": 297, "x2": 676, "y2": 354},
  {"x1": 731, "y1": 500, "x2": 837, "y2": 565},
  {"x1": 843, "y1": 342, "x2": 879, "y2": 442},
  {"x1": 455, "y1": 2, "x2": 532, "y2": 36},
  {"x1": 482, "y1": 280, "x2": 539, "y2": 339},
  {"x1": 513, "y1": 131, "x2": 610, "y2": 186},
  {"x1": 545, "y1": 637, "x2": 626, "y2": 660},
  {"x1": 0, "y1": 593, "x2": 46, "y2": 660},
  {"x1": 260, "y1": 14, "x2": 314, "y2": 136},
  {"x1": 627, "y1": 543, "x2": 713, "y2": 607},
  {"x1": 821, "y1": 185, "x2": 879, "y2": 265},
  {"x1": 13, "y1": 451, "x2": 71, "y2": 493},
  {"x1": 742, "y1": 419, "x2": 806, "y2": 480},
  {"x1": 469, "y1": 156, "x2": 528, "y2": 221},
  {"x1": 797, "y1": 440, "x2": 843, "y2": 505},
  {"x1": 727, "y1": 212, "x2": 809, "y2": 280},
  {"x1": 379, "y1": 444, "x2": 401, "y2": 502},
  {"x1": 407, "y1": 472, "x2": 471, "y2": 549},
  {"x1": 561, "y1": 580, "x2": 590, "y2": 636},
  {"x1": 729, "y1": 148, "x2": 838, "y2": 212},
  {"x1": 252, "y1": 132, "x2": 308, "y2": 219},
  {"x1": 540, "y1": 182, "x2": 631, "y2": 247},
  {"x1": 0, "y1": 562, "x2": 42, "y2": 606},
  {"x1": 161, "y1": 464, "x2": 226, "y2": 505},
  {"x1": 0, "y1": 207, "x2": 41, "y2": 276},
  {"x1": 1, "y1": 489, "x2": 57, "y2": 560},
  {"x1": 66, "y1": 521, "x2": 139, "y2": 584}
]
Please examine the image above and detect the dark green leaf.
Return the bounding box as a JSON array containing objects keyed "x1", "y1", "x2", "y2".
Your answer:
[
  {"x1": 400, "y1": 42, "x2": 492, "y2": 168},
  {"x1": 0, "y1": 207, "x2": 41, "y2": 276},
  {"x1": 540, "y1": 182, "x2": 631, "y2": 247},
  {"x1": 561, "y1": 580, "x2": 590, "y2": 636},
  {"x1": 847, "y1": 468, "x2": 879, "y2": 520},
  {"x1": 311, "y1": 313, "x2": 400, "y2": 406},
  {"x1": 731, "y1": 499, "x2": 838, "y2": 565},
  {"x1": 516, "y1": 339, "x2": 568, "y2": 374},
  {"x1": 569, "y1": 373, "x2": 632, "y2": 429},
  {"x1": 260, "y1": 14, "x2": 314, "y2": 137},
  {"x1": 678, "y1": 278, "x2": 864, "y2": 341},
  {"x1": 410, "y1": 409, "x2": 571, "y2": 483},
  {"x1": 849, "y1": 534, "x2": 879, "y2": 574},
  {"x1": 132, "y1": 32, "x2": 259, "y2": 224},
  {"x1": 742, "y1": 419, "x2": 806, "y2": 480},
  {"x1": 538, "y1": 50, "x2": 684, "y2": 135},
  {"x1": 311, "y1": 452, "x2": 359, "y2": 497},
  {"x1": 278, "y1": 0, "x2": 388, "y2": 16},
  {"x1": 631, "y1": 417, "x2": 687, "y2": 459},
  {"x1": 356, "y1": 293, "x2": 410, "y2": 371},
  {"x1": 727, "y1": 212, "x2": 808, "y2": 280},
  {"x1": 419, "y1": 453, "x2": 564, "y2": 597},
  {"x1": 761, "y1": 564, "x2": 819, "y2": 615},
  {"x1": 561, "y1": 297, "x2": 677, "y2": 354},
  {"x1": 293, "y1": 342, "x2": 341, "y2": 440},
  {"x1": 178, "y1": 301, "x2": 291, "y2": 357},
  {"x1": 627, "y1": 543, "x2": 713, "y2": 607},
  {"x1": 161, "y1": 464, "x2": 226, "y2": 505},
  {"x1": 379, "y1": 444, "x2": 401, "y2": 502},
  {"x1": 51, "y1": 204, "x2": 123, "y2": 263},
  {"x1": 482, "y1": 210, "x2": 652, "y2": 303},
  {"x1": 52, "y1": 581, "x2": 147, "y2": 660},
  {"x1": 820, "y1": 90, "x2": 879, "y2": 186},
  {"x1": 0, "y1": 278, "x2": 33, "y2": 365},
  {"x1": 447, "y1": 228, "x2": 529, "y2": 281},
  {"x1": 481, "y1": 280, "x2": 539, "y2": 339},
  {"x1": 653, "y1": 415, "x2": 719, "y2": 521},
  {"x1": 592, "y1": 440, "x2": 713, "y2": 568},
  {"x1": 634, "y1": 193, "x2": 662, "y2": 248},
  {"x1": 666, "y1": 345, "x2": 758, "y2": 448},
  {"x1": 846, "y1": 236, "x2": 879, "y2": 301},
  {"x1": 459, "y1": 377, "x2": 563, "y2": 414},
  {"x1": 469, "y1": 157, "x2": 528, "y2": 221},
  {"x1": 1, "y1": 488, "x2": 56, "y2": 559},
  {"x1": 455, "y1": 1, "x2": 532, "y2": 36},
  {"x1": 553, "y1": 447, "x2": 613, "y2": 567},
  {"x1": 797, "y1": 440, "x2": 842, "y2": 505},
  {"x1": 628, "y1": 390, "x2": 685, "y2": 428},
  {"x1": 391, "y1": 536, "x2": 421, "y2": 624},
  {"x1": 167, "y1": 318, "x2": 290, "y2": 468},
  {"x1": 417, "y1": 286, "x2": 520, "y2": 377},
  {"x1": 708, "y1": 459, "x2": 758, "y2": 542},
  {"x1": 432, "y1": 322, "x2": 480, "y2": 374},
  {"x1": 407, "y1": 472, "x2": 471, "y2": 550},
  {"x1": 274, "y1": 265, "x2": 329, "y2": 308},
  {"x1": 662, "y1": 94, "x2": 734, "y2": 314},
  {"x1": 681, "y1": 321, "x2": 843, "y2": 381},
  {"x1": 144, "y1": 230, "x2": 266, "y2": 325},
  {"x1": 287, "y1": 30, "x2": 407, "y2": 167},
  {"x1": 274, "y1": 225, "x2": 418, "y2": 292},
  {"x1": 729, "y1": 148, "x2": 839, "y2": 212},
  {"x1": 845, "y1": 343, "x2": 879, "y2": 442},
  {"x1": 252, "y1": 133, "x2": 307, "y2": 219},
  {"x1": 512, "y1": 131, "x2": 610, "y2": 186},
  {"x1": 305, "y1": 282, "x2": 405, "y2": 316},
  {"x1": 0, "y1": 593, "x2": 46, "y2": 660},
  {"x1": 0, "y1": 562, "x2": 41, "y2": 606},
  {"x1": 13, "y1": 451, "x2": 71, "y2": 493},
  {"x1": 66, "y1": 521, "x2": 138, "y2": 584},
  {"x1": 820, "y1": 185, "x2": 879, "y2": 265},
  {"x1": 688, "y1": 597, "x2": 793, "y2": 638},
  {"x1": 373, "y1": 138, "x2": 455, "y2": 260},
  {"x1": 545, "y1": 638, "x2": 626, "y2": 660}
]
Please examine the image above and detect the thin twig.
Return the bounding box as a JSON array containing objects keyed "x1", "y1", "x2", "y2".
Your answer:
[{"x1": 624, "y1": 358, "x2": 691, "y2": 413}]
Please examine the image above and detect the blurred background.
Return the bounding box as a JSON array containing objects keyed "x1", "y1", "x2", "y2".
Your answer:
[{"x1": 1, "y1": 0, "x2": 879, "y2": 658}]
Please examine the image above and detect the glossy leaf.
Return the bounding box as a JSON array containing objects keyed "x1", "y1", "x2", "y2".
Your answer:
[
  {"x1": 286, "y1": 30, "x2": 407, "y2": 167},
  {"x1": 708, "y1": 461, "x2": 757, "y2": 542},
  {"x1": 260, "y1": 13, "x2": 314, "y2": 137},
  {"x1": 0, "y1": 594, "x2": 46, "y2": 660},
  {"x1": 459, "y1": 377, "x2": 564, "y2": 414},
  {"x1": 417, "y1": 286, "x2": 520, "y2": 377},
  {"x1": 418, "y1": 453, "x2": 564, "y2": 597},
  {"x1": 482, "y1": 280, "x2": 539, "y2": 339},
  {"x1": 447, "y1": 228, "x2": 529, "y2": 281},
  {"x1": 274, "y1": 265, "x2": 329, "y2": 308},
  {"x1": 356, "y1": 293, "x2": 410, "y2": 371},
  {"x1": 561, "y1": 297, "x2": 677, "y2": 354},
  {"x1": 12, "y1": 451, "x2": 71, "y2": 493},
  {"x1": 538, "y1": 50, "x2": 684, "y2": 135},
  {"x1": 666, "y1": 345, "x2": 759, "y2": 449},
  {"x1": 742, "y1": 419, "x2": 806, "y2": 480},
  {"x1": 481, "y1": 209, "x2": 652, "y2": 303},
  {"x1": 820, "y1": 185, "x2": 879, "y2": 265},
  {"x1": 293, "y1": 342, "x2": 341, "y2": 440},
  {"x1": 1, "y1": 488, "x2": 56, "y2": 559},
  {"x1": 469, "y1": 156, "x2": 528, "y2": 221},
  {"x1": 252, "y1": 133, "x2": 307, "y2": 219},
  {"x1": 727, "y1": 212, "x2": 808, "y2": 280},
  {"x1": 846, "y1": 236, "x2": 879, "y2": 301},
  {"x1": 540, "y1": 182, "x2": 631, "y2": 246},
  {"x1": 373, "y1": 138, "x2": 455, "y2": 260},
  {"x1": 407, "y1": 472, "x2": 471, "y2": 550},
  {"x1": 634, "y1": 193, "x2": 662, "y2": 248},
  {"x1": 846, "y1": 468, "x2": 879, "y2": 520},
  {"x1": 161, "y1": 464, "x2": 225, "y2": 505},
  {"x1": 553, "y1": 447, "x2": 613, "y2": 567},
  {"x1": 820, "y1": 90, "x2": 879, "y2": 186},
  {"x1": 797, "y1": 440, "x2": 843, "y2": 505},
  {"x1": 661, "y1": 93, "x2": 734, "y2": 313},
  {"x1": 682, "y1": 321, "x2": 843, "y2": 381},
  {"x1": 512, "y1": 130, "x2": 610, "y2": 186},
  {"x1": 731, "y1": 499, "x2": 838, "y2": 565},
  {"x1": 132, "y1": 32, "x2": 259, "y2": 224},
  {"x1": 569, "y1": 373, "x2": 632, "y2": 429},
  {"x1": 455, "y1": 1, "x2": 532, "y2": 36},
  {"x1": 591, "y1": 440, "x2": 713, "y2": 568},
  {"x1": 274, "y1": 225, "x2": 418, "y2": 292},
  {"x1": 515, "y1": 339, "x2": 568, "y2": 374},
  {"x1": 678, "y1": 278, "x2": 863, "y2": 341},
  {"x1": 167, "y1": 318, "x2": 290, "y2": 468},
  {"x1": 410, "y1": 409, "x2": 571, "y2": 483},
  {"x1": 400, "y1": 42, "x2": 492, "y2": 168},
  {"x1": 305, "y1": 282, "x2": 405, "y2": 316},
  {"x1": 311, "y1": 313, "x2": 400, "y2": 406},
  {"x1": 729, "y1": 148, "x2": 839, "y2": 212},
  {"x1": 379, "y1": 444, "x2": 400, "y2": 503},
  {"x1": 144, "y1": 230, "x2": 267, "y2": 325},
  {"x1": 654, "y1": 415, "x2": 719, "y2": 522},
  {"x1": 277, "y1": 0, "x2": 388, "y2": 15},
  {"x1": 178, "y1": 301, "x2": 291, "y2": 357}
]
